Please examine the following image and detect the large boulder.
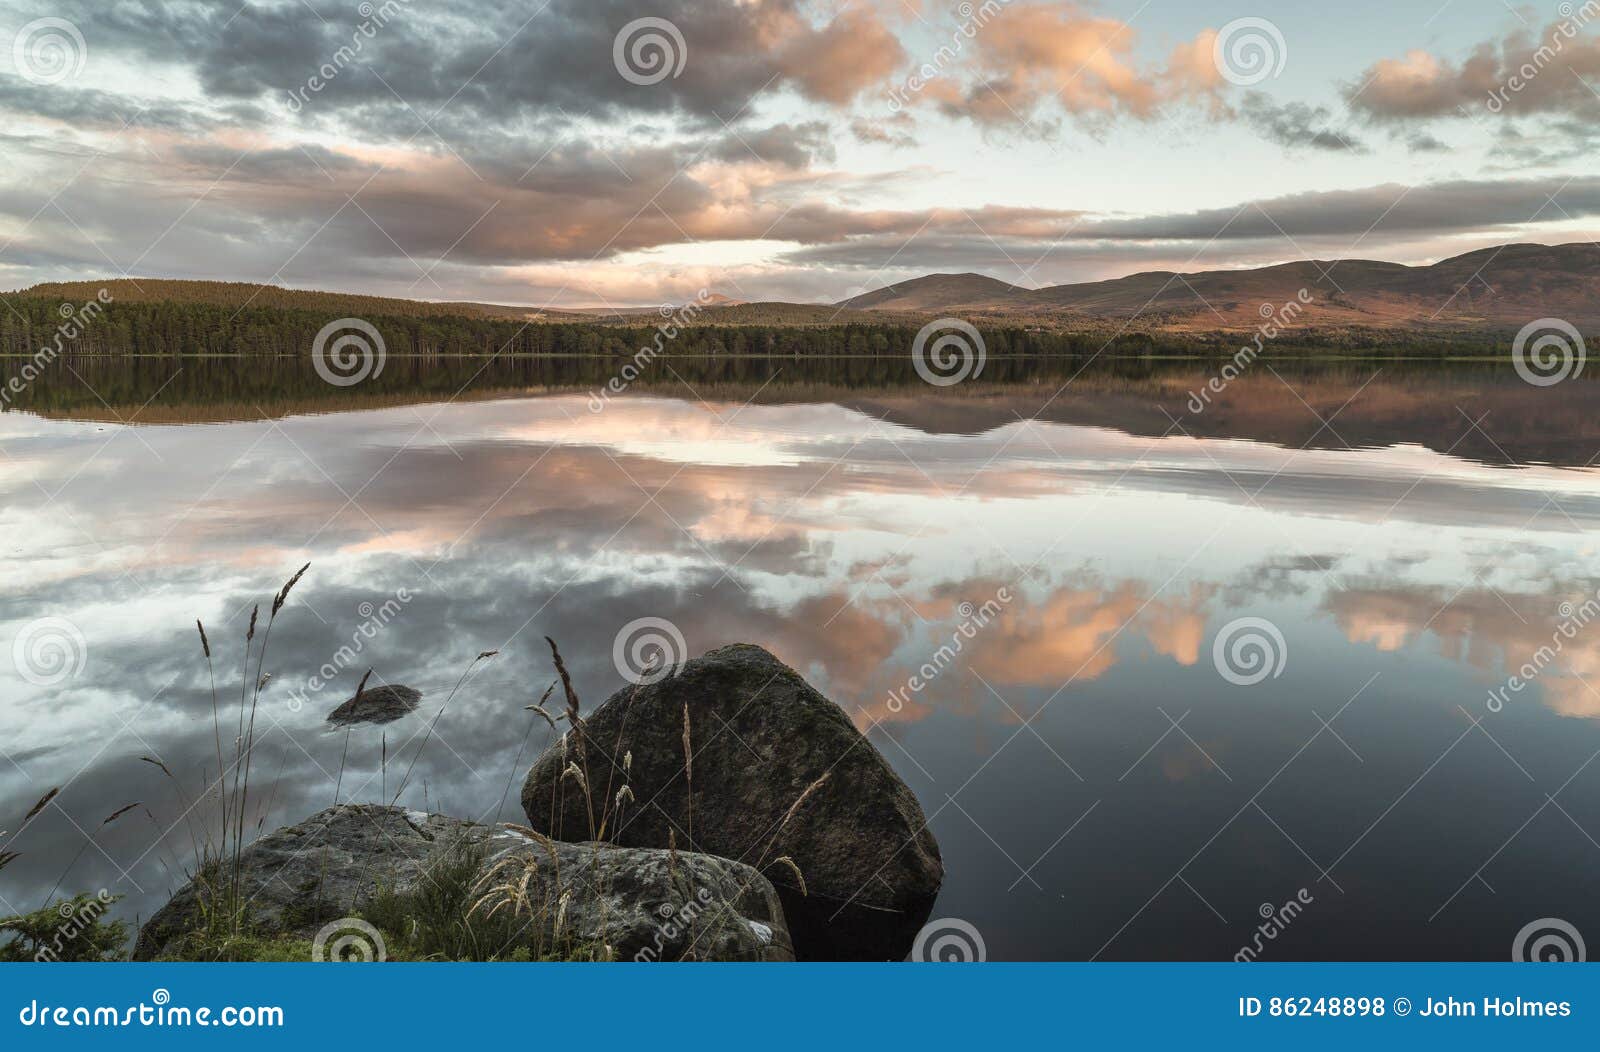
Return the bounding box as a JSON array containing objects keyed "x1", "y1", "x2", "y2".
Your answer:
[
  {"x1": 521, "y1": 643, "x2": 942, "y2": 960},
  {"x1": 133, "y1": 803, "x2": 792, "y2": 962}
]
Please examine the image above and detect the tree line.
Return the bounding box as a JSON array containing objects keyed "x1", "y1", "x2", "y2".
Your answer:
[{"x1": 0, "y1": 293, "x2": 1508, "y2": 359}]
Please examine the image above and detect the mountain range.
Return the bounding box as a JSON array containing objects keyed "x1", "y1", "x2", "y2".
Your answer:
[
  {"x1": 830, "y1": 243, "x2": 1600, "y2": 329},
  {"x1": 12, "y1": 242, "x2": 1598, "y2": 333}
]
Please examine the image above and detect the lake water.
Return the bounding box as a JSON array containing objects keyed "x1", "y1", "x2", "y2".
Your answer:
[{"x1": 3, "y1": 356, "x2": 1599, "y2": 960}]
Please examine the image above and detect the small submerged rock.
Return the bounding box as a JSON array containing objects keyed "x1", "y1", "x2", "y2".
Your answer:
[{"x1": 324, "y1": 684, "x2": 421, "y2": 727}]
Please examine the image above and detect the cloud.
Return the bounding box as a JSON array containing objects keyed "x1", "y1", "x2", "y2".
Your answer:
[
  {"x1": 1326, "y1": 584, "x2": 1600, "y2": 719},
  {"x1": 1404, "y1": 131, "x2": 1450, "y2": 153},
  {"x1": 902, "y1": 5, "x2": 1224, "y2": 127},
  {"x1": 775, "y1": 7, "x2": 907, "y2": 105},
  {"x1": 1237, "y1": 93, "x2": 1367, "y2": 152},
  {"x1": 1347, "y1": 20, "x2": 1600, "y2": 123},
  {"x1": 849, "y1": 114, "x2": 918, "y2": 148},
  {"x1": 780, "y1": 175, "x2": 1600, "y2": 283},
  {"x1": 51, "y1": 0, "x2": 904, "y2": 127},
  {"x1": 1063, "y1": 174, "x2": 1600, "y2": 241}
]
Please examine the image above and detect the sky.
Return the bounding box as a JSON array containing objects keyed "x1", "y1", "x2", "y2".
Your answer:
[{"x1": 1, "y1": 0, "x2": 1598, "y2": 307}]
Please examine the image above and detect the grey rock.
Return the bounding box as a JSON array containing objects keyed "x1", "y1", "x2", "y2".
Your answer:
[
  {"x1": 325, "y1": 684, "x2": 422, "y2": 726},
  {"x1": 521, "y1": 643, "x2": 943, "y2": 960},
  {"x1": 132, "y1": 803, "x2": 792, "y2": 962}
]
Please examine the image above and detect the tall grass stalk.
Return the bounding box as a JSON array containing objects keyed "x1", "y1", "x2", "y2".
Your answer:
[{"x1": 389, "y1": 650, "x2": 497, "y2": 807}]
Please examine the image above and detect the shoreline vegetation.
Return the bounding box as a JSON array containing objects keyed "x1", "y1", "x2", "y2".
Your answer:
[
  {"x1": 1, "y1": 568, "x2": 937, "y2": 963},
  {"x1": 0, "y1": 289, "x2": 1573, "y2": 364}
]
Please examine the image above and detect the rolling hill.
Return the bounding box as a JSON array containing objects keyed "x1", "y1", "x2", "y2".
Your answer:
[
  {"x1": 13, "y1": 279, "x2": 586, "y2": 322},
  {"x1": 831, "y1": 243, "x2": 1600, "y2": 329},
  {"x1": 11, "y1": 242, "x2": 1597, "y2": 337},
  {"x1": 835, "y1": 273, "x2": 1035, "y2": 312}
]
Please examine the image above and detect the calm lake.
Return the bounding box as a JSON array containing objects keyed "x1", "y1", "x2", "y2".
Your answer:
[{"x1": 3, "y1": 355, "x2": 1599, "y2": 960}]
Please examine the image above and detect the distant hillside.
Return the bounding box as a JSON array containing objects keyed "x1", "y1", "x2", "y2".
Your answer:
[
  {"x1": 836, "y1": 273, "x2": 1035, "y2": 312},
  {"x1": 12, "y1": 242, "x2": 1597, "y2": 346},
  {"x1": 834, "y1": 243, "x2": 1600, "y2": 329},
  {"x1": 13, "y1": 279, "x2": 582, "y2": 322}
]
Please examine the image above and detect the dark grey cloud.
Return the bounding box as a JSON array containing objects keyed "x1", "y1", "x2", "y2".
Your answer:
[
  {"x1": 53, "y1": 0, "x2": 900, "y2": 129},
  {"x1": 0, "y1": 78, "x2": 266, "y2": 133},
  {"x1": 1404, "y1": 131, "x2": 1450, "y2": 153},
  {"x1": 1069, "y1": 175, "x2": 1600, "y2": 242},
  {"x1": 705, "y1": 121, "x2": 836, "y2": 168},
  {"x1": 1238, "y1": 93, "x2": 1367, "y2": 152},
  {"x1": 782, "y1": 175, "x2": 1600, "y2": 277}
]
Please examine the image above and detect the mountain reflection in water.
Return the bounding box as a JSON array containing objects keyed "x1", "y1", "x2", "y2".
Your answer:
[{"x1": 2, "y1": 357, "x2": 1598, "y2": 960}]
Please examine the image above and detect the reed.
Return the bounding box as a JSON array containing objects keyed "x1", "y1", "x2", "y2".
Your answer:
[
  {"x1": 389, "y1": 650, "x2": 496, "y2": 807},
  {"x1": 42, "y1": 802, "x2": 139, "y2": 907},
  {"x1": 150, "y1": 563, "x2": 312, "y2": 952},
  {"x1": 544, "y1": 638, "x2": 595, "y2": 839},
  {"x1": 681, "y1": 702, "x2": 694, "y2": 848}
]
